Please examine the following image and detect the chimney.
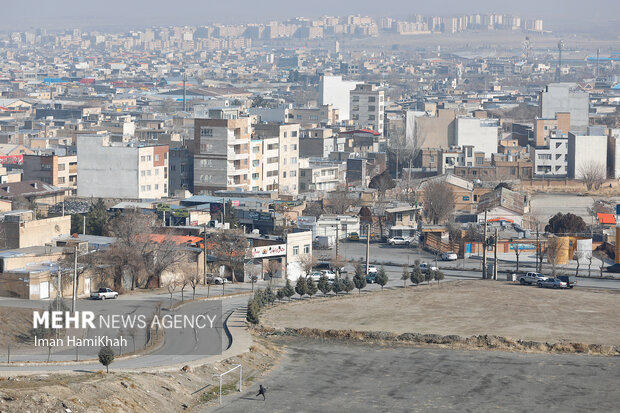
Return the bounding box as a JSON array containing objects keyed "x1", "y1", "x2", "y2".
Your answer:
[{"x1": 32, "y1": 182, "x2": 38, "y2": 189}]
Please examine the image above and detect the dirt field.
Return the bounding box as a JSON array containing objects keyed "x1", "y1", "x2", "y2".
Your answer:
[
  {"x1": 262, "y1": 280, "x2": 620, "y2": 346},
  {"x1": 0, "y1": 308, "x2": 36, "y2": 349},
  {"x1": 0, "y1": 338, "x2": 280, "y2": 413}
]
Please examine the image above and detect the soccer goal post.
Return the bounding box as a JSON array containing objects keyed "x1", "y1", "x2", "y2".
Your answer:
[{"x1": 212, "y1": 364, "x2": 242, "y2": 405}]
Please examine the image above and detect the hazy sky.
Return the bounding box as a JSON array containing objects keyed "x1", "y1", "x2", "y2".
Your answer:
[{"x1": 2, "y1": 0, "x2": 619, "y2": 31}]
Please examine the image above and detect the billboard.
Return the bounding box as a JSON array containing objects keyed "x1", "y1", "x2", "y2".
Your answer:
[
  {"x1": 252, "y1": 244, "x2": 286, "y2": 258},
  {"x1": 0, "y1": 155, "x2": 23, "y2": 165}
]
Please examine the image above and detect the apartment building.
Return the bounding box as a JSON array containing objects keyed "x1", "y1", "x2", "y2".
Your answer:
[
  {"x1": 254, "y1": 123, "x2": 300, "y2": 195},
  {"x1": 319, "y1": 75, "x2": 360, "y2": 121},
  {"x1": 22, "y1": 154, "x2": 78, "y2": 195},
  {"x1": 299, "y1": 160, "x2": 345, "y2": 193},
  {"x1": 454, "y1": 118, "x2": 500, "y2": 159},
  {"x1": 534, "y1": 112, "x2": 570, "y2": 147},
  {"x1": 350, "y1": 84, "x2": 384, "y2": 132},
  {"x1": 567, "y1": 133, "x2": 607, "y2": 179},
  {"x1": 193, "y1": 118, "x2": 251, "y2": 194},
  {"x1": 533, "y1": 133, "x2": 568, "y2": 177},
  {"x1": 286, "y1": 105, "x2": 339, "y2": 127},
  {"x1": 539, "y1": 83, "x2": 589, "y2": 133},
  {"x1": 249, "y1": 139, "x2": 264, "y2": 192},
  {"x1": 77, "y1": 134, "x2": 168, "y2": 199}
]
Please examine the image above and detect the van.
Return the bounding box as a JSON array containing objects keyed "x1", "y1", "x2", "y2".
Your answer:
[{"x1": 556, "y1": 275, "x2": 577, "y2": 288}]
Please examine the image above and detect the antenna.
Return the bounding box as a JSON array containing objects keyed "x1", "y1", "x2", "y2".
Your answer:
[
  {"x1": 595, "y1": 48, "x2": 600, "y2": 78},
  {"x1": 182, "y1": 71, "x2": 187, "y2": 112},
  {"x1": 556, "y1": 40, "x2": 564, "y2": 82}
]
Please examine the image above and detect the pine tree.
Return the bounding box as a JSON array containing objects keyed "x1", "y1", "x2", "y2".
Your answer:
[
  {"x1": 376, "y1": 266, "x2": 388, "y2": 291},
  {"x1": 353, "y1": 268, "x2": 367, "y2": 294},
  {"x1": 265, "y1": 286, "x2": 276, "y2": 304},
  {"x1": 276, "y1": 289, "x2": 285, "y2": 301},
  {"x1": 434, "y1": 270, "x2": 445, "y2": 285},
  {"x1": 295, "y1": 277, "x2": 308, "y2": 297},
  {"x1": 70, "y1": 213, "x2": 83, "y2": 234},
  {"x1": 332, "y1": 277, "x2": 343, "y2": 295},
  {"x1": 306, "y1": 277, "x2": 318, "y2": 297},
  {"x1": 246, "y1": 298, "x2": 260, "y2": 324},
  {"x1": 342, "y1": 276, "x2": 354, "y2": 294},
  {"x1": 317, "y1": 275, "x2": 332, "y2": 295},
  {"x1": 98, "y1": 345, "x2": 115, "y2": 373},
  {"x1": 411, "y1": 264, "x2": 423, "y2": 286},
  {"x1": 425, "y1": 269, "x2": 434, "y2": 285},
  {"x1": 284, "y1": 279, "x2": 295, "y2": 300},
  {"x1": 401, "y1": 265, "x2": 410, "y2": 287},
  {"x1": 87, "y1": 198, "x2": 109, "y2": 236}
]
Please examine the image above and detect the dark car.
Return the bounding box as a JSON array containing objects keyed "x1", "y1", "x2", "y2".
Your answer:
[
  {"x1": 556, "y1": 275, "x2": 577, "y2": 288},
  {"x1": 365, "y1": 273, "x2": 377, "y2": 283}
]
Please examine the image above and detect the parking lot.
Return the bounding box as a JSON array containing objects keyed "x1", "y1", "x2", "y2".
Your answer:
[{"x1": 212, "y1": 339, "x2": 620, "y2": 412}]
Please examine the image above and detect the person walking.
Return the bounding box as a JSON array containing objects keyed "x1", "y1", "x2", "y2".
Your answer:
[{"x1": 256, "y1": 384, "x2": 267, "y2": 401}]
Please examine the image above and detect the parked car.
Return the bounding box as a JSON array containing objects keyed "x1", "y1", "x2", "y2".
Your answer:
[
  {"x1": 387, "y1": 236, "x2": 411, "y2": 246},
  {"x1": 556, "y1": 275, "x2": 577, "y2": 288},
  {"x1": 348, "y1": 232, "x2": 360, "y2": 241},
  {"x1": 207, "y1": 276, "x2": 229, "y2": 285},
  {"x1": 419, "y1": 263, "x2": 438, "y2": 274},
  {"x1": 366, "y1": 265, "x2": 378, "y2": 275},
  {"x1": 518, "y1": 272, "x2": 549, "y2": 285},
  {"x1": 309, "y1": 270, "x2": 323, "y2": 281},
  {"x1": 365, "y1": 273, "x2": 377, "y2": 283},
  {"x1": 90, "y1": 288, "x2": 118, "y2": 300},
  {"x1": 441, "y1": 251, "x2": 458, "y2": 261},
  {"x1": 320, "y1": 270, "x2": 336, "y2": 280},
  {"x1": 537, "y1": 278, "x2": 568, "y2": 289}
]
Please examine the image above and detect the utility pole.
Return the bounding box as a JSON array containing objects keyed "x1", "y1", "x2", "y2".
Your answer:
[
  {"x1": 335, "y1": 224, "x2": 339, "y2": 262},
  {"x1": 71, "y1": 245, "x2": 78, "y2": 314},
  {"x1": 536, "y1": 223, "x2": 540, "y2": 273},
  {"x1": 203, "y1": 224, "x2": 208, "y2": 285},
  {"x1": 493, "y1": 227, "x2": 498, "y2": 280},
  {"x1": 83, "y1": 215, "x2": 86, "y2": 235},
  {"x1": 365, "y1": 223, "x2": 371, "y2": 274},
  {"x1": 482, "y1": 210, "x2": 488, "y2": 279}
]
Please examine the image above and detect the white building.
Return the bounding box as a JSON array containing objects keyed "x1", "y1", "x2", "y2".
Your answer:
[
  {"x1": 350, "y1": 84, "x2": 384, "y2": 132},
  {"x1": 77, "y1": 134, "x2": 168, "y2": 199},
  {"x1": 539, "y1": 83, "x2": 589, "y2": 133},
  {"x1": 319, "y1": 75, "x2": 359, "y2": 121},
  {"x1": 609, "y1": 129, "x2": 620, "y2": 179},
  {"x1": 254, "y1": 123, "x2": 300, "y2": 196},
  {"x1": 454, "y1": 118, "x2": 500, "y2": 159},
  {"x1": 533, "y1": 135, "x2": 568, "y2": 177},
  {"x1": 567, "y1": 133, "x2": 607, "y2": 179}
]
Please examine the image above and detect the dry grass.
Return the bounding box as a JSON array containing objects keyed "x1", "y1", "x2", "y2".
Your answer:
[{"x1": 262, "y1": 280, "x2": 620, "y2": 347}]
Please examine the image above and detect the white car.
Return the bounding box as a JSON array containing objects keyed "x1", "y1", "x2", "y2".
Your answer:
[
  {"x1": 441, "y1": 251, "x2": 458, "y2": 261},
  {"x1": 207, "y1": 276, "x2": 229, "y2": 285},
  {"x1": 366, "y1": 265, "x2": 378, "y2": 274},
  {"x1": 320, "y1": 270, "x2": 336, "y2": 280},
  {"x1": 387, "y1": 236, "x2": 411, "y2": 246},
  {"x1": 519, "y1": 272, "x2": 549, "y2": 285},
  {"x1": 309, "y1": 270, "x2": 323, "y2": 281}
]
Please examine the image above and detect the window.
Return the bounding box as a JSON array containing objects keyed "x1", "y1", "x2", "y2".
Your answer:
[
  {"x1": 368, "y1": 96, "x2": 376, "y2": 103},
  {"x1": 291, "y1": 170, "x2": 297, "y2": 177},
  {"x1": 466, "y1": 147, "x2": 473, "y2": 157},
  {"x1": 283, "y1": 145, "x2": 287, "y2": 152},
  {"x1": 369, "y1": 115, "x2": 375, "y2": 121},
  {"x1": 57, "y1": 164, "x2": 65, "y2": 171},
  {"x1": 140, "y1": 156, "x2": 146, "y2": 162},
  {"x1": 155, "y1": 154, "x2": 160, "y2": 161},
  {"x1": 155, "y1": 169, "x2": 159, "y2": 175},
  {"x1": 252, "y1": 146, "x2": 260, "y2": 153},
  {"x1": 140, "y1": 185, "x2": 146, "y2": 191},
  {"x1": 291, "y1": 144, "x2": 297, "y2": 150},
  {"x1": 146, "y1": 155, "x2": 151, "y2": 161},
  {"x1": 155, "y1": 184, "x2": 159, "y2": 190},
  {"x1": 252, "y1": 173, "x2": 259, "y2": 179},
  {"x1": 304, "y1": 244, "x2": 310, "y2": 254},
  {"x1": 293, "y1": 246, "x2": 299, "y2": 255},
  {"x1": 267, "y1": 143, "x2": 278, "y2": 150},
  {"x1": 252, "y1": 160, "x2": 260, "y2": 167},
  {"x1": 58, "y1": 177, "x2": 65, "y2": 184},
  {"x1": 200, "y1": 127, "x2": 213, "y2": 137},
  {"x1": 368, "y1": 106, "x2": 375, "y2": 112},
  {"x1": 147, "y1": 170, "x2": 151, "y2": 176},
  {"x1": 292, "y1": 131, "x2": 298, "y2": 137},
  {"x1": 291, "y1": 157, "x2": 297, "y2": 164},
  {"x1": 141, "y1": 170, "x2": 146, "y2": 177},
  {"x1": 147, "y1": 185, "x2": 151, "y2": 191},
  {"x1": 283, "y1": 172, "x2": 287, "y2": 178},
  {"x1": 296, "y1": 115, "x2": 302, "y2": 120},
  {"x1": 352, "y1": 96, "x2": 359, "y2": 102},
  {"x1": 283, "y1": 132, "x2": 287, "y2": 138}
]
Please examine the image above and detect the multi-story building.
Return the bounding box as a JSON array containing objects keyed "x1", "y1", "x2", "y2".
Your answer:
[
  {"x1": 567, "y1": 133, "x2": 607, "y2": 179},
  {"x1": 298, "y1": 160, "x2": 345, "y2": 193},
  {"x1": 193, "y1": 118, "x2": 251, "y2": 194},
  {"x1": 319, "y1": 75, "x2": 359, "y2": 121},
  {"x1": 254, "y1": 123, "x2": 300, "y2": 195},
  {"x1": 350, "y1": 84, "x2": 384, "y2": 132},
  {"x1": 454, "y1": 118, "x2": 500, "y2": 159},
  {"x1": 534, "y1": 112, "x2": 570, "y2": 147},
  {"x1": 539, "y1": 83, "x2": 589, "y2": 133},
  {"x1": 533, "y1": 133, "x2": 568, "y2": 177},
  {"x1": 77, "y1": 134, "x2": 168, "y2": 199},
  {"x1": 249, "y1": 139, "x2": 264, "y2": 192},
  {"x1": 168, "y1": 147, "x2": 194, "y2": 195},
  {"x1": 22, "y1": 154, "x2": 78, "y2": 195}
]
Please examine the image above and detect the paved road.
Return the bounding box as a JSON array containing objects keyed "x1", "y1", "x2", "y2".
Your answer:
[{"x1": 211, "y1": 340, "x2": 620, "y2": 412}]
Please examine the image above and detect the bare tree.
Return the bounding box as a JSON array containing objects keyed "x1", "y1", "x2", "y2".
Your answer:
[
  {"x1": 165, "y1": 279, "x2": 178, "y2": 308},
  {"x1": 545, "y1": 237, "x2": 563, "y2": 277},
  {"x1": 187, "y1": 269, "x2": 202, "y2": 300},
  {"x1": 209, "y1": 229, "x2": 249, "y2": 283},
  {"x1": 422, "y1": 180, "x2": 455, "y2": 224},
  {"x1": 587, "y1": 252, "x2": 594, "y2": 277},
  {"x1": 325, "y1": 189, "x2": 359, "y2": 215},
  {"x1": 514, "y1": 243, "x2": 521, "y2": 273},
  {"x1": 298, "y1": 254, "x2": 317, "y2": 278},
  {"x1": 330, "y1": 255, "x2": 346, "y2": 277},
  {"x1": 264, "y1": 260, "x2": 282, "y2": 285},
  {"x1": 579, "y1": 161, "x2": 605, "y2": 191},
  {"x1": 573, "y1": 251, "x2": 584, "y2": 276}
]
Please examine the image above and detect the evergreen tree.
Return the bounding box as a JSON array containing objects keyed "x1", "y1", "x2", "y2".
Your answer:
[
  {"x1": 376, "y1": 266, "x2": 389, "y2": 291},
  {"x1": 317, "y1": 275, "x2": 332, "y2": 295},
  {"x1": 401, "y1": 265, "x2": 410, "y2": 287},
  {"x1": 306, "y1": 277, "x2": 318, "y2": 297},
  {"x1": 265, "y1": 286, "x2": 276, "y2": 304},
  {"x1": 276, "y1": 289, "x2": 285, "y2": 301},
  {"x1": 411, "y1": 263, "x2": 423, "y2": 286},
  {"x1": 342, "y1": 276, "x2": 354, "y2": 294},
  {"x1": 332, "y1": 277, "x2": 343, "y2": 295},
  {"x1": 434, "y1": 270, "x2": 445, "y2": 285},
  {"x1": 295, "y1": 276, "x2": 308, "y2": 298},
  {"x1": 70, "y1": 213, "x2": 83, "y2": 234},
  {"x1": 353, "y1": 268, "x2": 367, "y2": 294},
  {"x1": 424, "y1": 269, "x2": 434, "y2": 285},
  {"x1": 283, "y1": 279, "x2": 295, "y2": 300},
  {"x1": 87, "y1": 198, "x2": 109, "y2": 236},
  {"x1": 246, "y1": 297, "x2": 260, "y2": 324},
  {"x1": 98, "y1": 345, "x2": 115, "y2": 373}
]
